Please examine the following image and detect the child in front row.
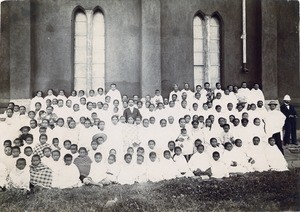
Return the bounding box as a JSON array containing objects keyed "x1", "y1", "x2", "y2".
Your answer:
[
  {"x1": 59, "y1": 154, "x2": 81, "y2": 189},
  {"x1": 8, "y1": 158, "x2": 30, "y2": 193}
]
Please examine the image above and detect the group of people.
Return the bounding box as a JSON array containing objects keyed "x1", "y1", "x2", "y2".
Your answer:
[{"x1": 0, "y1": 81, "x2": 297, "y2": 193}]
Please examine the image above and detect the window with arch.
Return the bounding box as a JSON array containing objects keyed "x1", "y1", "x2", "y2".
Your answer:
[
  {"x1": 74, "y1": 8, "x2": 105, "y2": 92},
  {"x1": 193, "y1": 13, "x2": 221, "y2": 88}
]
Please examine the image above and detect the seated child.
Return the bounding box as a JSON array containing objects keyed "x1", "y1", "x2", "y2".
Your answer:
[
  {"x1": 264, "y1": 137, "x2": 288, "y2": 171},
  {"x1": 84, "y1": 152, "x2": 107, "y2": 187},
  {"x1": 133, "y1": 155, "x2": 148, "y2": 183},
  {"x1": 219, "y1": 124, "x2": 234, "y2": 145},
  {"x1": 147, "y1": 152, "x2": 164, "y2": 182},
  {"x1": 160, "y1": 150, "x2": 181, "y2": 180},
  {"x1": 73, "y1": 147, "x2": 93, "y2": 182},
  {"x1": 59, "y1": 154, "x2": 81, "y2": 189},
  {"x1": 188, "y1": 144, "x2": 211, "y2": 179},
  {"x1": 117, "y1": 153, "x2": 136, "y2": 185},
  {"x1": 8, "y1": 158, "x2": 30, "y2": 193},
  {"x1": 104, "y1": 154, "x2": 120, "y2": 184},
  {"x1": 173, "y1": 147, "x2": 193, "y2": 177},
  {"x1": 210, "y1": 151, "x2": 229, "y2": 179},
  {"x1": 47, "y1": 150, "x2": 64, "y2": 188},
  {"x1": 33, "y1": 134, "x2": 51, "y2": 158},
  {"x1": 247, "y1": 137, "x2": 270, "y2": 172},
  {"x1": 30, "y1": 154, "x2": 52, "y2": 189}
]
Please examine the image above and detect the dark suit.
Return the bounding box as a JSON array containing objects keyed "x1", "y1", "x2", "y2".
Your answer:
[
  {"x1": 280, "y1": 103, "x2": 297, "y2": 145},
  {"x1": 123, "y1": 107, "x2": 142, "y2": 122}
]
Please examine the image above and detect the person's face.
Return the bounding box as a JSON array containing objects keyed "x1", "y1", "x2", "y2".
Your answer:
[
  {"x1": 125, "y1": 155, "x2": 132, "y2": 164},
  {"x1": 79, "y1": 149, "x2": 86, "y2": 157},
  {"x1": 164, "y1": 152, "x2": 171, "y2": 159},
  {"x1": 150, "y1": 117, "x2": 155, "y2": 124},
  {"x1": 242, "y1": 113, "x2": 249, "y2": 119},
  {"x1": 254, "y1": 119, "x2": 260, "y2": 126},
  {"x1": 168, "y1": 116, "x2": 174, "y2": 124},
  {"x1": 71, "y1": 90, "x2": 77, "y2": 96},
  {"x1": 163, "y1": 98, "x2": 169, "y2": 105},
  {"x1": 89, "y1": 90, "x2": 95, "y2": 97},
  {"x1": 216, "y1": 106, "x2": 221, "y2": 112},
  {"x1": 80, "y1": 98, "x2": 86, "y2": 105},
  {"x1": 253, "y1": 137, "x2": 260, "y2": 145},
  {"x1": 112, "y1": 117, "x2": 119, "y2": 125},
  {"x1": 216, "y1": 83, "x2": 221, "y2": 89},
  {"x1": 206, "y1": 119, "x2": 212, "y2": 127},
  {"x1": 128, "y1": 100, "x2": 134, "y2": 107},
  {"x1": 213, "y1": 154, "x2": 220, "y2": 161},
  {"x1": 137, "y1": 156, "x2": 144, "y2": 165},
  {"x1": 105, "y1": 96, "x2": 111, "y2": 103},
  {"x1": 223, "y1": 125, "x2": 230, "y2": 133},
  {"x1": 78, "y1": 90, "x2": 84, "y2": 97},
  {"x1": 241, "y1": 120, "x2": 248, "y2": 127},
  {"x1": 120, "y1": 116, "x2": 126, "y2": 123},
  {"x1": 155, "y1": 90, "x2": 160, "y2": 96},
  {"x1": 14, "y1": 139, "x2": 21, "y2": 147},
  {"x1": 184, "y1": 83, "x2": 189, "y2": 90},
  {"x1": 203, "y1": 104, "x2": 208, "y2": 110},
  {"x1": 233, "y1": 119, "x2": 240, "y2": 126},
  {"x1": 193, "y1": 104, "x2": 198, "y2": 111},
  {"x1": 192, "y1": 122, "x2": 199, "y2": 129},
  {"x1": 227, "y1": 104, "x2": 233, "y2": 111},
  {"x1": 64, "y1": 142, "x2": 71, "y2": 150},
  {"x1": 97, "y1": 137, "x2": 104, "y2": 145},
  {"x1": 135, "y1": 117, "x2": 141, "y2": 125},
  {"x1": 128, "y1": 117, "x2": 135, "y2": 124},
  {"x1": 225, "y1": 144, "x2": 233, "y2": 151},
  {"x1": 268, "y1": 138, "x2": 276, "y2": 146},
  {"x1": 47, "y1": 90, "x2": 53, "y2": 96},
  {"x1": 84, "y1": 121, "x2": 91, "y2": 128},
  {"x1": 242, "y1": 82, "x2": 247, "y2": 88},
  {"x1": 6, "y1": 109, "x2": 13, "y2": 117},
  {"x1": 40, "y1": 136, "x2": 47, "y2": 144},
  {"x1": 64, "y1": 157, "x2": 72, "y2": 165},
  {"x1": 80, "y1": 117, "x2": 86, "y2": 124},
  {"x1": 210, "y1": 139, "x2": 217, "y2": 147},
  {"x1": 4, "y1": 147, "x2": 12, "y2": 156},
  {"x1": 21, "y1": 127, "x2": 29, "y2": 134},
  {"x1": 143, "y1": 120, "x2": 150, "y2": 127},
  {"x1": 46, "y1": 107, "x2": 53, "y2": 114},
  {"x1": 12, "y1": 149, "x2": 20, "y2": 157},
  {"x1": 109, "y1": 149, "x2": 117, "y2": 155},
  {"x1": 24, "y1": 148, "x2": 33, "y2": 156},
  {"x1": 31, "y1": 156, "x2": 40, "y2": 166},
  {"x1": 171, "y1": 95, "x2": 177, "y2": 101},
  {"x1": 20, "y1": 107, "x2": 26, "y2": 115},
  {"x1": 168, "y1": 142, "x2": 175, "y2": 150},
  {"x1": 37, "y1": 91, "x2": 42, "y2": 97},
  {"x1": 181, "y1": 101, "x2": 187, "y2": 108},
  {"x1": 70, "y1": 146, "x2": 78, "y2": 154},
  {"x1": 28, "y1": 111, "x2": 35, "y2": 119},
  {"x1": 53, "y1": 139, "x2": 59, "y2": 147},
  {"x1": 149, "y1": 154, "x2": 156, "y2": 162},
  {"x1": 158, "y1": 103, "x2": 163, "y2": 110},
  {"x1": 13, "y1": 106, "x2": 20, "y2": 112},
  {"x1": 44, "y1": 149, "x2": 51, "y2": 157},
  {"x1": 69, "y1": 121, "x2": 76, "y2": 129},
  {"x1": 87, "y1": 103, "x2": 93, "y2": 110},
  {"x1": 52, "y1": 152, "x2": 60, "y2": 161},
  {"x1": 16, "y1": 160, "x2": 26, "y2": 170},
  {"x1": 108, "y1": 156, "x2": 115, "y2": 164},
  {"x1": 25, "y1": 137, "x2": 33, "y2": 145},
  {"x1": 94, "y1": 154, "x2": 102, "y2": 163},
  {"x1": 257, "y1": 101, "x2": 263, "y2": 108},
  {"x1": 181, "y1": 130, "x2": 187, "y2": 136},
  {"x1": 98, "y1": 89, "x2": 104, "y2": 95},
  {"x1": 57, "y1": 100, "x2": 64, "y2": 107},
  {"x1": 269, "y1": 104, "x2": 276, "y2": 110},
  {"x1": 91, "y1": 141, "x2": 98, "y2": 150},
  {"x1": 57, "y1": 119, "x2": 64, "y2": 127},
  {"x1": 160, "y1": 120, "x2": 167, "y2": 127},
  {"x1": 195, "y1": 93, "x2": 200, "y2": 100},
  {"x1": 99, "y1": 122, "x2": 105, "y2": 130},
  {"x1": 52, "y1": 99, "x2": 58, "y2": 105},
  {"x1": 175, "y1": 148, "x2": 181, "y2": 155},
  {"x1": 148, "y1": 142, "x2": 155, "y2": 149},
  {"x1": 235, "y1": 140, "x2": 242, "y2": 147},
  {"x1": 174, "y1": 84, "x2": 179, "y2": 91},
  {"x1": 46, "y1": 100, "x2": 51, "y2": 106},
  {"x1": 216, "y1": 93, "x2": 221, "y2": 99},
  {"x1": 149, "y1": 104, "x2": 155, "y2": 111}
]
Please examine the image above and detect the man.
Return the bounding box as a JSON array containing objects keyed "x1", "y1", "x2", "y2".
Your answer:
[
  {"x1": 280, "y1": 95, "x2": 298, "y2": 145},
  {"x1": 123, "y1": 99, "x2": 142, "y2": 122},
  {"x1": 264, "y1": 100, "x2": 286, "y2": 154}
]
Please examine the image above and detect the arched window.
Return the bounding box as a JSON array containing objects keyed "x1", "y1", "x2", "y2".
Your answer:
[
  {"x1": 74, "y1": 9, "x2": 88, "y2": 91},
  {"x1": 193, "y1": 16, "x2": 205, "y2": 87},
  {"x1": 193, "y1": 14, "x2": 221, "y2": 88},
  {"x1": 74, "y1": 8, "x2": 105, "y2": 92}
]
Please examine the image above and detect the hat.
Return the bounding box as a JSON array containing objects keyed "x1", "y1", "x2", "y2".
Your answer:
[
  {"x1": 268, "y1": 100, "x2": 278, "y2": 106},
  {"x1": 283, "y1": 95, "x2": 291, "y2": 101},
  {"x1": 92, "y1": 133, "x2": 107, "y2": 143},
  {"x1": 19, "y1": 126, "x2": 30, "y2": 132}
]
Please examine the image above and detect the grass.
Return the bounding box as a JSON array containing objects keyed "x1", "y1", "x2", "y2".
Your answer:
[{"x1": 0, "y1": 169, "x2": 299, "y2": 211}]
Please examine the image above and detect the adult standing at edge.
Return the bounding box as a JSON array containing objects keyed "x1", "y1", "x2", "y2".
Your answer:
[
  {"x1": 280, "y1": 95, "x2": 298, "y2": 146},
  {"x1": 264, "y1": 100, "x2": 286, "y2": 155}
]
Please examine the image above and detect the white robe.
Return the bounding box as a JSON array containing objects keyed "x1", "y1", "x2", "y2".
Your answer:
[
  {"x1": 264, "y1": 145, "x2": 288, "y2": 171},
  {"x1": 9, "y1": 166, "x2": 30, "y2": 190}
]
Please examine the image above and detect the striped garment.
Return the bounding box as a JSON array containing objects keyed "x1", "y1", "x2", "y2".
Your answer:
[{"x1": 30, "y1": 163, "x2": 52, "y2": 188}]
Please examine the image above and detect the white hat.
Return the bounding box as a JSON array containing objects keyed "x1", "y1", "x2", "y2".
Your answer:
[{"x1": 283, "y1": 95, "x2": 291, "y2": 101}]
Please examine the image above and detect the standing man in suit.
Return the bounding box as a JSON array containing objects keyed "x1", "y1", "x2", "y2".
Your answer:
[
  {"x1": 123, "y1": 99, "x2": 142, "y2": 122},
  {"x1": 280, "y1": 95, "x2": 298, "y2": 145}
]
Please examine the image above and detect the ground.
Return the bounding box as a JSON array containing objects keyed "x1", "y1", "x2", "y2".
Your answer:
[{"x1": 0, "y1": 169, "x2": 299, "y2": 212}]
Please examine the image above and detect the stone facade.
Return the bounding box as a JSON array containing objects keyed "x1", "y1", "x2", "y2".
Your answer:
[{"x1": 0, "y1": 0, "x2": 299, "y2": 127}]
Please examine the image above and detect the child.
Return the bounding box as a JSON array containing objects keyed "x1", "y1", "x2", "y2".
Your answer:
[
  {"x1": 147, "y1": 152, "x2": 164, "y2": 182},
  {"x1": 247, "y1": 137, "x2": 270, "y2": 172},
  {"x1": 51, "y1": 138, "x2": 61, "y2": 151},
  {"x1": 70, "y1": 144, "x2": 79, "y2": 158},
  {"x1": 104, "y1": 154, "x2": 120, "y2": 184},
  {"x1": 192, "y1": 139, "x2": 203, "y2": 154},
  {"x1": 117, "y1": 153, "x2": 136, "y2": 185},
  {"x1": 33, "y1": 134, "x2": 51, "y2": 158},
  {"x1": 219, "y1": 124, "x2": 234, "y2": 145},
  {"x1": 84, "y1": 152, "x2": 107, "y2": 187},
  {"x1": 24, "y1": 134, "x2": 34, "y2": 146},
  {"x1": 160, "y1": 150, "x2": 181, "y2": 180},
  {"x1": 61, "y1": 140, "x2": 72, "y2": 156},
  {"x1": 30, "y1": 154, "x2": 52, "y2": 189},
  {"x1": 188, "y1": 145, "x2": 211, "y2": 179},
  {"x1": 73, "y1": 147, "x2": 93, "y2": 182},
  {"x1": 264, "y1": 137, "x2": 288, "y2": 171},
  {"x1": 41, "y1": 147, "x2": 52, "y2": 165},
  {"x1": 210, "y1": 151, "x2": 229, "y2": 179},
  {"x1": 8, "y1": 158, "x2": 30, "y2": 193},
  {"x1": 173, "y1": 147, "x2": 193, "y2": 177},
  {"x1": 47, "y1": 150, "x2": 63, "y2": 188},
  {"x1": 59, "y1": 154, "x2": 81, "y2": 189},
  {"x1": 133, "y1": 155, "x2": 148, "y2": 183},
  {"x1": 23, "y1": 146, "x2": 33, "y2": 165},
  {"x1": 206, "y1": 137, "x2": 224, "y2": 157}
]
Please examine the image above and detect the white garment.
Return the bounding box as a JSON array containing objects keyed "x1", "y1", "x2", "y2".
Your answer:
[{"x1": 9, "y1": 166, "x2": 30, "y2": 190}]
